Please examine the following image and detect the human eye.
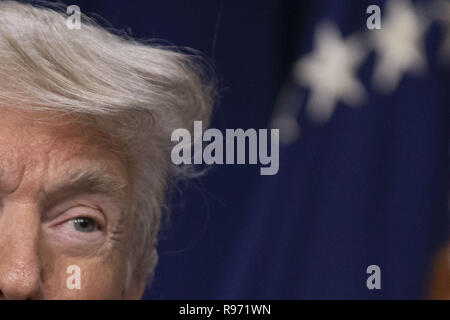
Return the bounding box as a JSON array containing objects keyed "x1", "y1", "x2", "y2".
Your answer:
[
  {"x1": 70, "y1": 216, "x2": 98, "y2": 233},
  {"x1": 43, "y1": 198, "x2": 120, "y2": 255},
  {"x1": 46, "y1": 205, "x2": 106, "y2": 242}
]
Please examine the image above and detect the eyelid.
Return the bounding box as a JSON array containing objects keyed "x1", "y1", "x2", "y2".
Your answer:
[
  {"x1": 46, "y1": 205, "x2": 106, "y2": 231},
  {"x1": 41, "y1": 194, "x2": 112, "y2": 223}
]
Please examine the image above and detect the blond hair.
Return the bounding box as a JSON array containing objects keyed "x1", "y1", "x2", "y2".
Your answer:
[{"x1": 0, "y1": 0, "x2": 214, "y2": 281}]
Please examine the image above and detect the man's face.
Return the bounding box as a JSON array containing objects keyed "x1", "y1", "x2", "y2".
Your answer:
[{"x1": 0, "y1": 108, "x2": 142, "y2": 299}]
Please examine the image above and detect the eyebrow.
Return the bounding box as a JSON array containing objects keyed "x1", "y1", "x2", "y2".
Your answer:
[{"x1": 41, "y1": 167, "x2": 129, "y2": 210}]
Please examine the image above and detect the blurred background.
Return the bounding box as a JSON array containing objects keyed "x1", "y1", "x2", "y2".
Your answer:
[{"x1": 23, "y1": 0, "x2": 449, "y2": 299}]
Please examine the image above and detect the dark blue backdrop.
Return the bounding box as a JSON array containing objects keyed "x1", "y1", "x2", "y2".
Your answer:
[{"x1": 25, "y1": 0, "x2": 449, "y2": 299}]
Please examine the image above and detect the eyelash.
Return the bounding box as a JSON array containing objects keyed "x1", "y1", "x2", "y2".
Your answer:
[
  {"x1": 42, "y1": 201, "x2": 109, "y2": 239},
  {"x1": 50, "y1": 206, "x2": 106, "y2": 233}
]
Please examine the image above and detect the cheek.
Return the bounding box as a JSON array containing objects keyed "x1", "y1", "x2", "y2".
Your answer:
[
  {"x1": 39, "y1": 214, "x2": 135, "y2": 299},
  {"x1": 45, "y1": 226, "x2": 106, "y2": 257},
  {"x1": 42, "y1": 251, "x2": 129, "y2": 299},
  {"x1": 79, "y1": 262, "x2": 125, "y2": 299}
]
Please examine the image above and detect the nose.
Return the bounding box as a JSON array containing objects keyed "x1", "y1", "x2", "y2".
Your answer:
[{"x1": 0, "y1": 202, "x2": 42, "y2": 300}]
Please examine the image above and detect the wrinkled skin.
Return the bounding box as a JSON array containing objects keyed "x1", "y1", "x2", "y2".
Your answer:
[{"x1": 0, "y1": 108, "x2": 145, "y2": 299}]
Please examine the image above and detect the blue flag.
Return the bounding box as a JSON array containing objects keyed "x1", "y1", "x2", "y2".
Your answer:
[{"x1": 214, "y1": 0, "x2": 449, "y2": 299}]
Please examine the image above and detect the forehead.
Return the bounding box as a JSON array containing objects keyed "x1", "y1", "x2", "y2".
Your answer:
[
  {"x1": 0, "y1": 107, "x2": 129, "y2": 185},
  {"x1": 0, "y1": 107, "x2": 97, "y2": 146}
]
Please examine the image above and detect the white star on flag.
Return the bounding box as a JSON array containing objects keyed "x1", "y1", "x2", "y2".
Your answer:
[
  {"x1": 371, "y1": 0, "x2": 428, "y2": 93},
  {"x1": 294, "y1": 22, "x2": 367, "y2": 123}
]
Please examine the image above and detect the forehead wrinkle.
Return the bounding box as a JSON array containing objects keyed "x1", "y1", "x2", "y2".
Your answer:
[
  {"x1": 40, "y1": 165, "x2": 129, "y2": 211},
  {"x1": 67, "y1": 167, "x2": 128, "y2": 193},
  {"x1": 0, "y1": 159, "x2": 26, "y2": 195},
  {"x1": 46, "y1": 166, "x2": 128, "y2": 196}
]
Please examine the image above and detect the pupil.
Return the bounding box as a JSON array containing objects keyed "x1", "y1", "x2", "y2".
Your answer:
[
  {"x1": 80, "y1": 220, "x2": 89, "y2": 228},
  {"x1": 73, "y1": 218, "x2": 95, "y2": 232}
]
